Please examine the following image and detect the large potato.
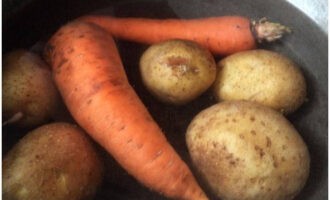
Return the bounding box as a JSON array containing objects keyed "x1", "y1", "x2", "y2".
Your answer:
[
  {"x1": 213, "y1": 49, "x2": 306, "y2": 114},
  {"x1": 140, "y1": 39, "x2": 216, "y2": 105},
  {"x1": 2, "y1": 49, "x2": 61, "y2": 128},
  {"x1": 186, "y1": 101, "x2": 310, "y2": 200},
  {"x1": 2, "y1": 122, "x2": 104, "y2": 200}
]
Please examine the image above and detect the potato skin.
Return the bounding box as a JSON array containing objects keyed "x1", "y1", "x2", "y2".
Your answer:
[
  {"x1": 2, "y1": 49, "x2": 60, "y2": 128},
  {"x1": 140, "y1": 39, "x2": 216, "y2": 105},
  {"x1": 2, "y1": 122, "x2": 104, "y2": 200},
  {"x1": 186, "y1": 101, "x2": 310, "y2": 200},
  {"x1": 213, "y1": 49, "x2": 306, "y2": 114}
]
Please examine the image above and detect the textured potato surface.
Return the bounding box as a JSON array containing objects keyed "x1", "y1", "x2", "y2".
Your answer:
[
  {"x1": 186, "y1": 101, "x2": 310, "y2": 200},
  {"x1": 213, "y1": 49, "x2": 306, "y2": 114},
  {"x1": 2, "y1": 122, "x2": 104, "y2": 200},
  {"x1": 140, "y1": 39, "x2": 216, "y2": 105},
  {"x1": 2, "y1": 49, "x2": 60, "y2": 128}
]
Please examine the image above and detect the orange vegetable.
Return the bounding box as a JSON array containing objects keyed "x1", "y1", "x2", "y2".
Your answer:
[
  {"x1": 79, "y1": 15, "x2": 290, "y2": 55},
  {"x1": 44, "y1": 21, "x2": 208, "y2": 200}
]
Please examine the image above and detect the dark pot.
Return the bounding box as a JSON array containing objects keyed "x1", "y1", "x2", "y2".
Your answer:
[{"x1": 2, "y1": 0, "x2": 328, "y2": 199}]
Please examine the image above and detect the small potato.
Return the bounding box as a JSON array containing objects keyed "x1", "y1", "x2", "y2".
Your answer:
[
  {"x1": 2, "y1": 49, "x2": 60, "y2": 128},
  {"x1": 186, "y1": 101, "x2": 310, "y2": 200},
  {"x1": 213, "y1": 49, "x2": 306, "y2": 114},
  {"x1": 140, "y1": 39, "x2": 216, "y2": 105},
  {"x1": 2, "y1": 122, "x2": 104, "y2": 200}
]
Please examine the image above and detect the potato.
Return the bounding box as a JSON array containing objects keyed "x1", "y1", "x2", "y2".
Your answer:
[
  {"x1": 2, "y1": 49, "x2": 60, "y2": 128},
  {"x1": 2, "y1": 122, "x2": 104, "y2": 200},
  {"x1": 139, "y1": 39, "x2": 216, "y2": 105},
  {"x1": 186, "y1": 101, "x2": 310, "y2": 200},
  {"x1": 213, "y1": 49, "x2": 306, "y2": 114}
]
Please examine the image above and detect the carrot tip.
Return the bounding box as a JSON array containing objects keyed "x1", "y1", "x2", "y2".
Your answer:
[{"x1": 252, "y1": 17, "x2": 291, "y2": 43}]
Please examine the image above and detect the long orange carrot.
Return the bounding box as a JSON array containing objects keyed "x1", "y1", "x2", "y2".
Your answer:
[
  {"x1": 44, "y1": 21, "x2": 208, "y2": 200},
  {"x1": 79, "y1": 15, "x2": 290, "y2": 55}
]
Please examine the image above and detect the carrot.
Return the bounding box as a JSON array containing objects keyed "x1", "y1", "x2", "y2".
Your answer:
[
  {"x1": 44, "y1": 21, "x2": 208, "y2": 200},
  {"x1": 79, "y1": 15, "x2": 290, "y2": 55}
]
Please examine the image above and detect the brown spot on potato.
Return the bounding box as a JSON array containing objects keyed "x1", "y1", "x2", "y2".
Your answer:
[
  {"x1": 229, "y1": 160, "x2": 236, "y2": 166},
  {"x1": 255, "y1": 145, "x2": 265, "y2": 158},
  {"x1": 166, "y1": 56, "x2": 200, "y2": 77},
  {"x1": 225, "y1": 153, "x2": 234, "y2": 160},
  {"x1": 250, "y1": 177, "x2": 257, "y2": 183},
  {"x1": 272, "y1": 155, "x2": 279, "y2": 168},
  {"x1": 167, "y1": 56, "x2": 189, "y2": 66},
  {"x1": 250, "y1": 130, "x2": 256, "y2": 135},
  {"x1": 266, "y1": 136, "x2": 272, "y2": 147},
  {"x1": 260, "y1": 121, "x2": 266, "y2": 126}
]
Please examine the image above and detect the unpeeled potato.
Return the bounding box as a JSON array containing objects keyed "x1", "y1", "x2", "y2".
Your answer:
[
  {"x1": 186, "y1": 101, "x2": 310, "y2": 200},
  {"x1": 139, "y1": 39, "x2": 216, "y2": 105},
  {"x1": 2, "y1": 49, "x2": 60, "y2": 128},
  {"x1": 213, "y1": 49, "x2": 307, "y2": 114},
  {"x1": 2, "y1": 122, "x2": 104, "y2": 200}
]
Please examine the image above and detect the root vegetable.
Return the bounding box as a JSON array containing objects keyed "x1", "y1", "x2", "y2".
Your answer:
[
  {"x1": 139, "y1": 39, "x2": 216, "y2": 105},
  {"x1": 213, "y1": 49, "x2": 307, "y2": 114},
  {"x1": 44, "y1": 21, "x2": 207, "y2": 200},
  {"x1": 79, "y1": 16, "x2": 290, "y2": 55},
  {"x1": 186, "y1": 101, "x2": 310, "y2": 200},
  {"x1": 3, "y1": 122, "x2": 104, "y2": 200},
  {"x1": 2, "y1": 49, "x2": 60, "y2": 128}
]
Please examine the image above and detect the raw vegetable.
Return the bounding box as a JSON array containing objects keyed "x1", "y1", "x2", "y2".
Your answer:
[
  {"x1": 2, "y1": 122, "x2": 104, "y2": 200},
  {"x1": 79, "y1": 15, "x2": 290, "y2": 55},
  {"x1": 44, "y1": 21, "x2": 208, "y2": 200},
  {"x1": 139, "y1": 39, "x2": 216, "y2": 105},
  {"x1": 213, "y1": 49, "x2": 306, "y2": 114},
  {"x1": 2, "y1": 49, "x2": 60, "y2": 128},
  {"x1": 186, "y1": 100, "x2": 310, "y2": 200}
]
